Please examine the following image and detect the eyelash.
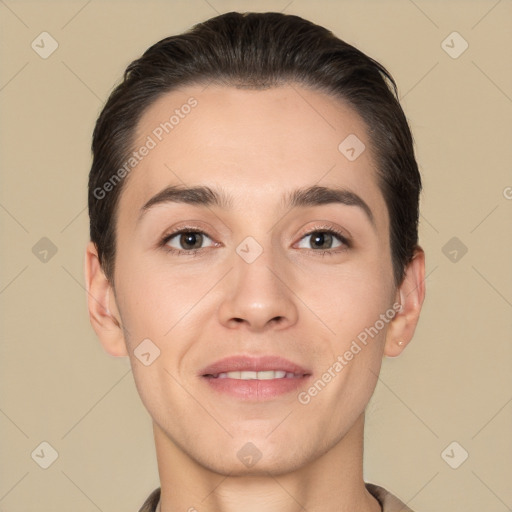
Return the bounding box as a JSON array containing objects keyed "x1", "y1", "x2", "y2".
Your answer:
[
  {"x1": 159, "y1": 224, "x2": 351, "y2": 258},
  {"x1": 297, "y1": 225, "x2": 351, "y2": 256},
  {"x1": 160, "y1": 227, "x2": 215, "y2": 257}
]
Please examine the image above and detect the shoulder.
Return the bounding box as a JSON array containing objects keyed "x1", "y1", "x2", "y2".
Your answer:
[{"x1": 365, "y1": 482, "x2": 415, "y2": 512}]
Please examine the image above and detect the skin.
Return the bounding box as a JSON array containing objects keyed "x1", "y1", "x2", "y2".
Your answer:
[{"x1": 85, "y1": 83, "x2": 425, "y2": 512}]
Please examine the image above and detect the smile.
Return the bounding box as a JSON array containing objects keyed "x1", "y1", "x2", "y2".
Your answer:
[{"x1": 207, "y1": 370, "x2": 307, "y2": 380}]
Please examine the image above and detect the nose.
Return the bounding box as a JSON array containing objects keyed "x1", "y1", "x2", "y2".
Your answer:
[{"x1": 217, "y1": 247, "x2": 299, "y2": 332}]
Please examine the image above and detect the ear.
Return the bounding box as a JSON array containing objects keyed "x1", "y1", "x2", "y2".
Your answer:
[
  {"x1": 84, "y1": 241, "x2": 128, "y2": 357},
  {"x1": 384, "y1": 246, "x2": 426, "y2": 358}
]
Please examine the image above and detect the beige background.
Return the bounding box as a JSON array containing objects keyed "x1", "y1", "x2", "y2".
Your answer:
[{"x1": 1, "y1": 0, "x2": 511, "y2": 510}]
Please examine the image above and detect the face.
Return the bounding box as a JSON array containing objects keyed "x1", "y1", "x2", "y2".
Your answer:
[{"x1": 95, "y1": 83, "x2": 405, "y2": 475}]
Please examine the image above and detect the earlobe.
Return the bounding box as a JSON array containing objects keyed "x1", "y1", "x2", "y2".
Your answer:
[
  {"x1": 384, "y1": 246, "x2": 426, "y2": 358},
  {"x1": 84, "y1": 241, "x2": 128, "y2": 357}
]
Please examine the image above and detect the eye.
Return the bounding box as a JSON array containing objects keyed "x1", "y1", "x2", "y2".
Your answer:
[
  {"x1": 296, "y1": 230, "x2": 348, "y2": 251},
  {"x1": 163, "y1": 230, "x2": 215, "y2": 252}
]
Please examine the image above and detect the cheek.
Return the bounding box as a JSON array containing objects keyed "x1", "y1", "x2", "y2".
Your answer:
[
  {"x1": 112, "y1": 255, "x2": 164, "y2": 346},
  {"x1": 114, "y1": 251, "x2": 215, "y2": 346},
  {"x1": 297, "y1": 263, "x2": 394, "y2": 340}
]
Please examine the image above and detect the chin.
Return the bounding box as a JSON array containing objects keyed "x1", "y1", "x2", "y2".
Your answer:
[
  {"x1": 202, "y1": 453, "x2": 307, "y2": 478},
  {"x1": 193, "y1": 436, "x2": 314, "y2": 477}
]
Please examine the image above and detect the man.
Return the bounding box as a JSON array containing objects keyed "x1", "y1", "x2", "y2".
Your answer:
[{"x1": 85, "y1": 12, "x2": 425, "y2": 512}]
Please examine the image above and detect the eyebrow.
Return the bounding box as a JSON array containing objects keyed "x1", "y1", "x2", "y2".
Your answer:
[{"x1": 138, "y1": 184, "x2": 375, "y2": 227}]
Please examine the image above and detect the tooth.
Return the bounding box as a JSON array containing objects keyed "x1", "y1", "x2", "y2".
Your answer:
[
  {"x1": 212, "y1": 370, "x2": 299, "y2": 380},
  {"x1": 256, "y1": 371, "x2": 276, "y2": 380},
  {"x1": 240, "y1": 371, "x2": 258, "y2": 379}
]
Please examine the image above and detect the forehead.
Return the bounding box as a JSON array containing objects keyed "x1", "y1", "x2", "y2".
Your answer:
[{"x1": 117, "y1": 83, "x2": 388, "y2": 230}]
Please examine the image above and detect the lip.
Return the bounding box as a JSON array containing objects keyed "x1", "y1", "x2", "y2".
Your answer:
[
  {"x1": 199, "y1": 355, "x2": 311, "y2": 377},
  {"x1": 200, "y1": 355, "x2": 312, "y2": 401}
]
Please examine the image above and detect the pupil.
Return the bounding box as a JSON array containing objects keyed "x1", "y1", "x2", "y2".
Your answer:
[
  {"x1": 181, "y1": 232, "x2": 201, "y2": 249},
  {"x1": 312, "y1": 232, "x2": 331, "y2": 249}
]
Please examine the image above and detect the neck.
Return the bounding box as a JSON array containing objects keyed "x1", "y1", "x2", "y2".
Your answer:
[{"x1": 153, "y1": 413, "x2": 381, "y2": 512}]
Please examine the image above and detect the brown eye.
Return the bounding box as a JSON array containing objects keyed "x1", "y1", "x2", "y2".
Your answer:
[
  {"x1": 310, "y1": 232, "x2": 333, "y2": 249},
  {"x1": 164, "y1": 231, "x2": 214, "y2": 251},
  {"x1": 179, "y1": 232, "x2": 203, "y2": 250},
  {"x1": 297, "y1": 230, "x2": 345, "y2": 251}
]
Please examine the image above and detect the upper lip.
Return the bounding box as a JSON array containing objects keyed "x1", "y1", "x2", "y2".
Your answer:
[{"x1": 200, "y1": 355, "x2": 311, "y2": 376}]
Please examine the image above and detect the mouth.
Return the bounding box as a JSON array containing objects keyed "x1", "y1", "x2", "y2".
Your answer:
[
  {"x1": 200, "y1": 355, "x2": 312, "y2": 401},
  {"x1": 204, "y1": 370, "x2": 308, "y2": 380}
]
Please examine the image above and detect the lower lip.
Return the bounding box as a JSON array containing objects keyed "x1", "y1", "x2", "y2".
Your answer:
[{"x1": 202, "y1": 375, "x2": 311, "y2": 401}]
